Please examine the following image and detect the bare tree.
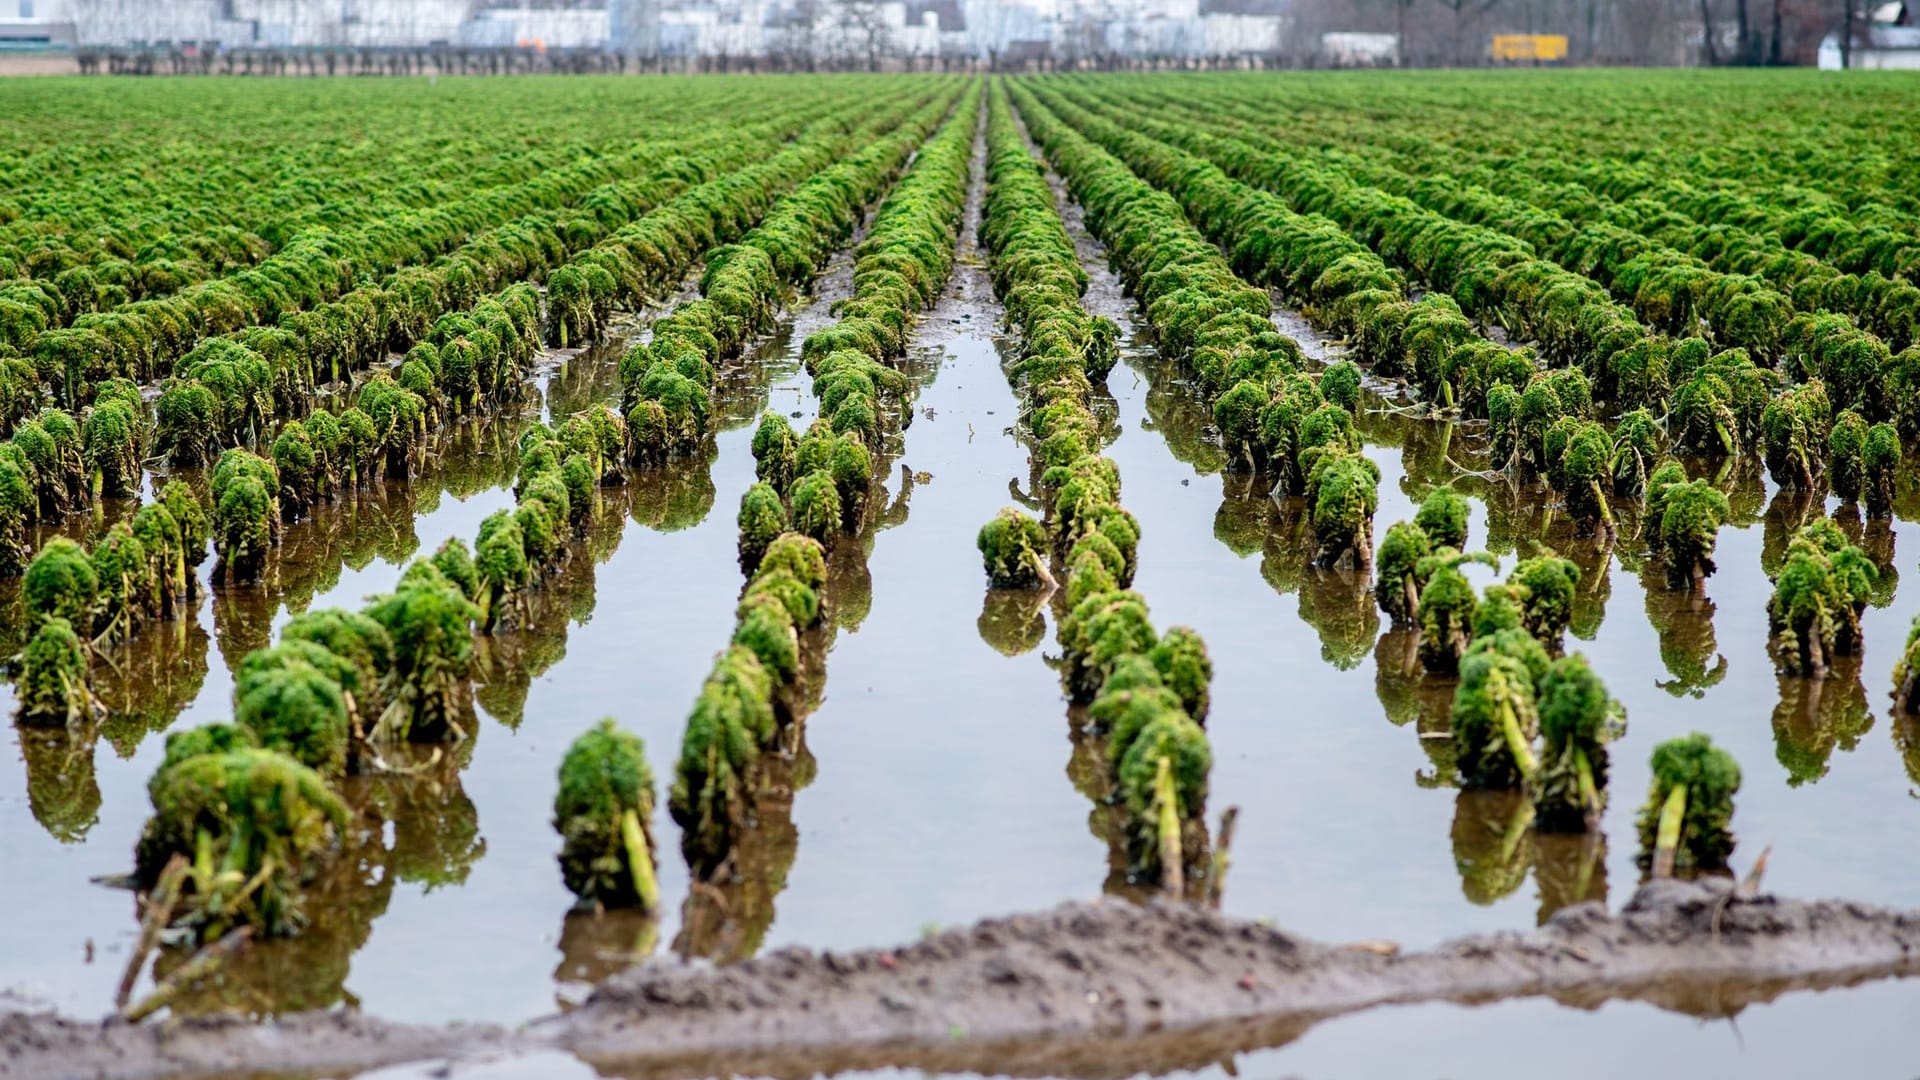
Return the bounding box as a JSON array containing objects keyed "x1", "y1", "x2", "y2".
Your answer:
[{"x1": 835, "y1": 0, "x2": 894, "y2": 70}]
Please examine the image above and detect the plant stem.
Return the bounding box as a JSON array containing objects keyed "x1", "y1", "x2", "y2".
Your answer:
[
  {"x1": 1653, "y1": 782, "x2": 1688, "y2": 879},
  {"x1": 620, "y1": 807, "x2": 659, "y2": 912},
  {"x1": 1154, "y1": 756, "x2": 1183, "y2": 899}
]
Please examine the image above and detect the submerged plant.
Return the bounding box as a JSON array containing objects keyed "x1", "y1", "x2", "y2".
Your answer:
[
  {"x1": 1648, "y1": 463, "x2": 1730, "y2": 591},
  {"x1": 736, "y1": 483, "x2": 790, "y2": 575},
  {"x1": 1307, "y1": 451, "x2": 1379, "y2": 568},
  {"x1": 366, "y1": 563, "x2": 479, "y2": 743},
  {"x1": 1861, "y1": 422, "x2": 1899, "y2": 519},
  {"x1": 1634, "y1": 733, "x2": 1740, "y2": 875},
  {"x1": 1416, "y1": 548, "x2": 1497, "y2": 675},
  {"x1": 1450, "y1": 629, "x2": 1543, "y2": 790},
  {"x1": 15, "y1": 617, "x2": 99, "y2": 728},
  {"x1": 133, "y1": 746, "x2": 349, "y2": 940},
  {"x1": 1760, "y1": 380, "x2": 1832, "y2": 491},
  {"x1": 1509, "y1": 553, "x2": 1580, "y2": 647},
  {"x1": 1412, "y1": 486, "x2": 1469, "y2": 550},
  {"x1": 977, "y1": 507, "x2": 1052, "y2": 589},
  {"x1": 1767, "y1": 519, "x2": 1876, "y2": 676},
  {"x1": 554, "y1": 718, "x2": 660, "y2": 911},
  {"x1": 1374, "y1": 520, "x2": 1432, "y2": 626},
  {"x1": 1533, "y1": 655, "x2": 1616, "y2": 833}
]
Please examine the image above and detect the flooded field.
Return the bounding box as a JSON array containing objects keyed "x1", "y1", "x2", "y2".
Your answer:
[{"x1": 5, "y1": 71, "x2": 1920, "y2": 1079}]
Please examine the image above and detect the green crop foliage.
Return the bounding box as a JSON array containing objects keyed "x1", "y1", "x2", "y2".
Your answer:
[
  {"x1": 1416, "y1": 548, "x2": 1497, "y2": 675},
  {"x1": 1767, "y1": 519, "x2": 1876, "y2": 676},
  {"x1": 15, "y1": 617, "x2": 95, "y2": 728},
  {"x1": 366, "y1": 562, "x2": 479, "y2": 743},
  {"x1": 1374, "y1": 521, "x2": 1432, "y2": 626},
  {"x1": 134, "y1": 747, "x2": 348, "y2": 941},
  {"x1": 1413, "y1": 486, "x2": 1469, "y2": 550},
  {"x1": 1635, "y1": 733, "x2": 1741, "y2": 873},
  {"x1": 1861, "y1": 422, "x2": 1899, "y2": 518},
  {"x1": 1060, "y1": 590, "x2": 1158, "y2": 703},
  {"x1": 1534, "y1": 654, "x2": 1616, "y2": 832},
  {"x1": 1827, "y1": 409, "x2": 1869, "y2": 504},
  {"x1": 1319, "y1": 361, "x2": 1362, "y2": 411},
  {"x1": 234, "y1": 648, "x2": 351, "y2": 777},
  {"x1": 977, "y1": 507, "x2": 1050, "y2": 589},
  {"x1": 737, "y1": 482, "x2": 790, "y2": 575},
  {"x1": 1307, "y1": 450, "x2": 1379, "y2": 569},
  {"x1": 24, "y1": 536, "x2": 97, "y2": 632},
  {"x1": 789, "y1": 470, "x2": 842, "y2": 546},
  {"x1": 1451, "y1": 628, "x2": 1544, "y2": 791},
  {"x1": 554, "y1": 718, "x2": 659, "y2": 910},
  {"x1": 1148, "y1": 626, "x2": 1213, "y2": 723},
  {"x1": 1509, "y1": 554, "x2": 1580, "y2": 646},
  {"x1": 1761, "y1": 380, "x2": 1832, "y2": 491}
]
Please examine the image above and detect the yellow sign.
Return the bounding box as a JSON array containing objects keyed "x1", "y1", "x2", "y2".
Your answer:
[{"x1": 1490, "y1": 34, "x2": 1569, "y2": 61}]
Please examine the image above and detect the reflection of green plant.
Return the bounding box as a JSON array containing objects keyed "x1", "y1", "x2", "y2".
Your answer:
[
  {"x1": 1634, "y1": 733, "x2": 1740, "y2": 873},
  {"x1": 21, "y1": 725, "x2": 100, "y2": 843},
  {"x1": 555, "y1": 718, "x2": 659, "y2": 911},
  {"x1": 1771, "y1": 669, "x2": 1872, "y2": 787},
  {"x1": 976, "y1": 587, "x2": 1047, "y2": 656},
  {"x1": 1452, "y1": 790, "x2": 1533, "y2": 906}
]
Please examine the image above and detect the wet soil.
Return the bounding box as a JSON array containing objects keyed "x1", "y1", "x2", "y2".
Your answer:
[{"x1": 5, "y1": 879, "x2": 1918, "y2": 1080}]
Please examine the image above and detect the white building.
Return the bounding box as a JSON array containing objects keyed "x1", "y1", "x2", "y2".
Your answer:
[{"x1": 0, "y1": 0, "x2": 77, "y2": 45}]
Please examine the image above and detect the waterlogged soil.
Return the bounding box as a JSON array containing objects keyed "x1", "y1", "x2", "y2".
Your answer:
[{"x1": 7, "y1": 125, "x2": 1920, "y2": 1079}]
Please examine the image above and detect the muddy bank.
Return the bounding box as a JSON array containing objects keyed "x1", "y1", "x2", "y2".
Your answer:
[{"x1": 7, "y1": 880, "x2": 1918, "y2": 1080}]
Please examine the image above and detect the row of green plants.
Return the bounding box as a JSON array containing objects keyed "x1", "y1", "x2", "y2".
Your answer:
[
  {"x1": 1370, "y1": 494, "x2": 1744, "y2": 875},
  {"x1": 0, "y1": 76, "x2": 792, "y2": 292},
  {"x1": 1135, "y1": 72, "x2": 1919, "y2": 257},
  {"x1": 1011, "y1": 84, "x2": 1382, "y2": 573},
  {"x1": 971, "y1": 84, "x2": 1212, "y2": 893},
  {"x1": 618, "y1": 87, "x2": 959, "y2": 468},
  {"x1": 1054, "y1": 81, "x2": 1920, "y2": 479},
  {"x1": 1, "y1": 96, "x2": 842, "y2": 437},
  {"x1": 1098, "y1": 78, "x2": 1920, "y2": 356},
  {"x1": 669, "y1": 85, "x2": 978, "y2": 912}
]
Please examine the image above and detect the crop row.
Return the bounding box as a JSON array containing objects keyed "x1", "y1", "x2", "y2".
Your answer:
[
  {"x1": 975, "y1": 82, "x2": 1215, "y2": 893},
  {"x1": 667, "y1": 81, "x2": 977, "y2": 922},
  {"x1": 1088, "y1": 79, "x2": 1920, "y2": 356},
  {"x1": 1023, "y1": 81, "x2": 1909, "y2": 533},
  {"x1": 90, "y1": 83, "x2": 967, "y2": 948}
]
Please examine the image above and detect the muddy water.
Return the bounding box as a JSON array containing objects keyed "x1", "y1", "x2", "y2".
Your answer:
[{"x1": 7, "y1": 144, "x2": 1920, "y2": 1075}]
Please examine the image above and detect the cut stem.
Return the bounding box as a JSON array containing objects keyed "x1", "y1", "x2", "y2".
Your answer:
[
  {"x1": 1154, "y1": 756, "x2": 1183, "y2": 899},
  {"x1": 1652, "y1": 783, "x2": 1688, "y2": 879},
  {"x1": 620, "y1": 807, "x2": 659, "y2": 913}
]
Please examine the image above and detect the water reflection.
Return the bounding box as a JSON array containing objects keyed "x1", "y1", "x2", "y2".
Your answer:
[
  {"x1": 977, "y1": 586, "x2": 1048, "y2": 657},
  {"x1": 671, "y1": 348, "x2": 931, "y2": 965},
  {"x1": 1451, "y1": 788, "x2": 1534, "y2": 906},
  {"x1": 19, "y1": 724, "x2": 100, "y2": 843},
  {"x1": 1770, "y1": 662, "x2": 1873, "y2": 787}
]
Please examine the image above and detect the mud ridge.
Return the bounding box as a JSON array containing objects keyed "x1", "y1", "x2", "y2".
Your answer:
[{"x1": 9, "y1": 881, "x2": 1919, "y2": 1080}]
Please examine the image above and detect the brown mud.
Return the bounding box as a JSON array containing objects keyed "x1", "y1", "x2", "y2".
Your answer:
[{"x1": 4, "y1": 880, "x2": 1918, "y2": 1080}]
